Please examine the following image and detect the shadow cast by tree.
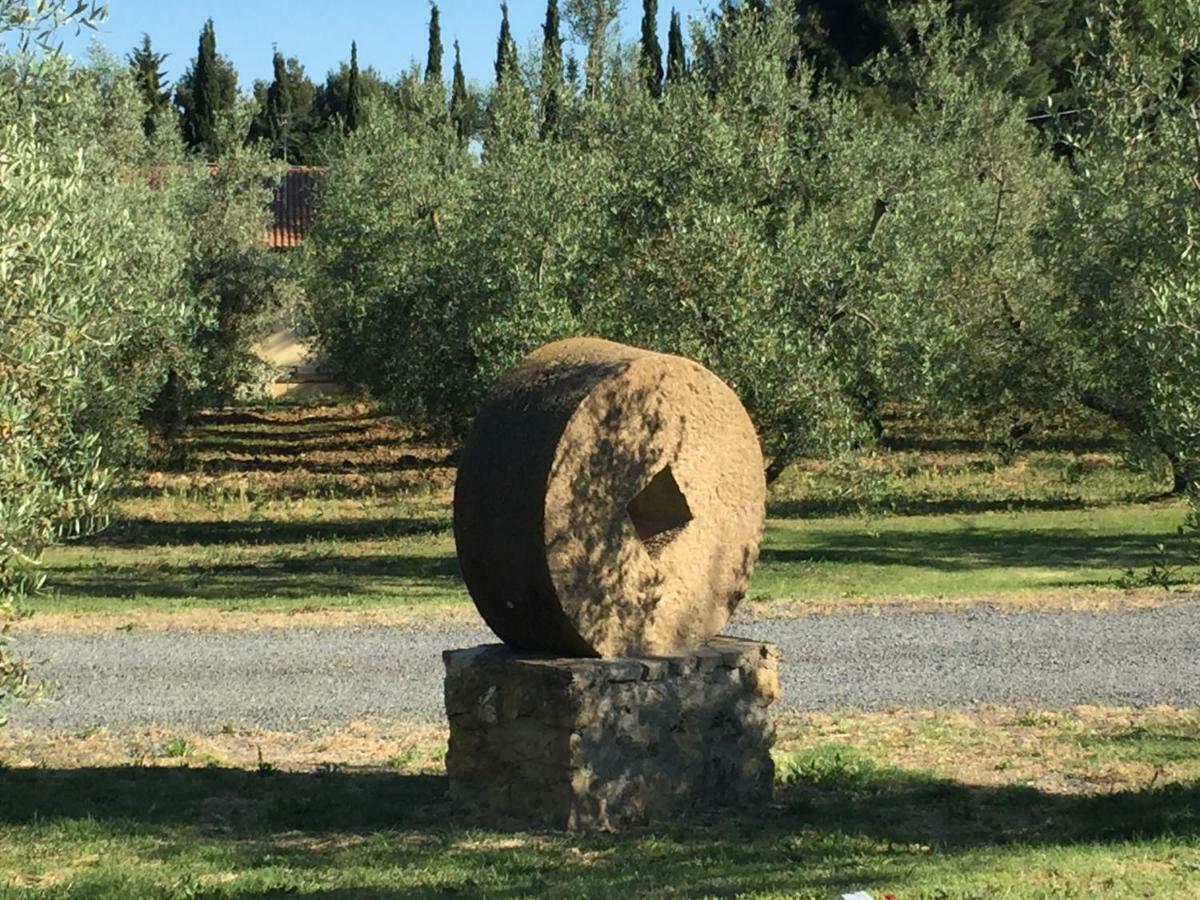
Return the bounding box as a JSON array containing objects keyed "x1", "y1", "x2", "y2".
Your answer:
[
  {"x1": 90, "y1": 516, "x2": 450, "y2": 549},
  {"x1": 760, "y1": 522, "x2": 1191, "y2": 575},
  {"x1": 1, "y1": 761, "x2": 1198, "y2": 897},
  {"x1": 50, "y1": 553, "x2": 463, "y2": 603}
]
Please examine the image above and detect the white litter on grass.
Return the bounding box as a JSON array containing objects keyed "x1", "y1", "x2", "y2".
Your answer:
[{"x1": 841, "y1": 893, "x2": 875, "y2": 900}]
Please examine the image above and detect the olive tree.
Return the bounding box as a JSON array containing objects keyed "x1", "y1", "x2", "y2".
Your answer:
[
  {"x1": 1041, "y1": 0, "x2": 1200, "y2": 495},
  {"x1": 0, "y1": 5, "x2": 284, "y2": 722},
  {"x1": 305, "y1": 5, "x2": 1063, "y2": 481},
  {"x1": 1, "y1": 1, "x2": 195, "y2": 722}
]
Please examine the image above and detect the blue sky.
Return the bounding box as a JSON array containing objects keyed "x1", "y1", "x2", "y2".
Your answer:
[{"x1": 61, "y1": 1, "x2": 714, "y2": 91}]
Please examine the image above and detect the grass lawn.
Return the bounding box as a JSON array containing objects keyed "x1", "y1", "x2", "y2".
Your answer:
[
  {"x1": 30, "y1": 403, "x2": 1197, "y2": 619},
  {"x1": 7, "y1": 406, "x2": 1200, "y2": 898},
  {"x1": 2, "y1": 708, "x2": 1199, "y2": 898}
]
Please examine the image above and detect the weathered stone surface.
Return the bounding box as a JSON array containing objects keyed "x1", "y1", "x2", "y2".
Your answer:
[
  {"x1": 453, "y1": 338, "x2": 766, "y2": 658},
  {"x1": 444, "y1": 636, "x2": 779, "y2": 831}
]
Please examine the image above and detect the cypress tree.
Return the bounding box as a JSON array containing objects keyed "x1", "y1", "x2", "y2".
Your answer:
[
  {"x1": 314, "y1": 58, "x2": 386, "y2": 136},
  {"x1": 426, "y1": 3, "x2": 444, "y2": 86},
  {"x1": 495, "y1": 2, "x2": 517, "y2": 84},
  {"x1": 264, "y1": 50, "x2": 294, "y2": 160},
  {"x1": 346, "y1": 41, "x2": 362, "y2": 133},
  {"x1": 128, "y1": 33, "x2": 171, "y2": 137},
  {"x1": 640, "y1": 0, "x2": 663, "y2": 98},
  {"x1": 179, "y1": 19, "x2": 230, "y2": 156},
  {"x1": 176, "y1": 19, "x2": 238, "y2": 157},
  {"x1": 666, "y1": 9, "x2": 687, "y2": 84},
  {"x1": 451, "y1": 39, "x2": 470, "y2": 142},
  {"x1": 541, "y1": 0, "x2": 563, "y2": 136},
  {"x1": 194, "y1": 20, "x2": 219, "y2": 151}
]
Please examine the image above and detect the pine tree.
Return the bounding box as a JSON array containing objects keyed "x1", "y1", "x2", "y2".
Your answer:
[
  {"x1": 426, "y1": 3, "x2": 444, "y2": 86},
  {"x1": 314, "y1": 58, "x2": 385, "y2": 141},
  {"x1": 451, "y1": 39, "x2": 470, "y2": 142},
  {"x1": 640, "y1": 0, "x2": 663, "y2": 98},
  {"x1": 666, "y1": 8, "x2": 687, "y2": 84},
  {"x1": 953, "y1": 0, "x2": 1082, "y2": 105},
  {"x1": 541, "y1": 0, "x2": 563, "y2": 136},
  {"x1": 495, "y1": 2, "x2": 518, "y2": 84},
  {"x1": 286, "y1": 58, "x2": 318, "y2": 162},
  {"x1": 264, "y1": 50, "x2": 294, "y2": 159},
  {"x1": 346, "y1": 41, "x2": 362, "y2": 133},
  {"x1": 177, "y1": 19, "x2": 238, "y2": 157},
  {"x1": 789, "y1": 0, "x2": 1096, "y2": 109},
  {"x1": 791, "y1": 0, "x2": 892, "y2": 78},
  {"x1": 128, "y1": 33, "x2": 171, "y2": 137}
]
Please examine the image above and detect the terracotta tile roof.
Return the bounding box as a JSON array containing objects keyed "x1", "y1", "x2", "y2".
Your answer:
[{"x1": 270, "y1": 166, "x2": 325, "y2": 250}]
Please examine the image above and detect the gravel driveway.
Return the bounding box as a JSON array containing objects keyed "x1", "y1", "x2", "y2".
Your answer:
[{"x1": 8, "y1": 602, "x2": 1199, "y2": 732}]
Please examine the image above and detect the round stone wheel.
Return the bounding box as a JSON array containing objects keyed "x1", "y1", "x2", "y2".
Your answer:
[{"x1": 453, "y1": 338, "x2": 766, "y2": 658}]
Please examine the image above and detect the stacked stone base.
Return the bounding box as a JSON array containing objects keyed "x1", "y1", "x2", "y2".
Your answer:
[{"x1": 443, "y1": 637, "x2": 779, "y2": 831}]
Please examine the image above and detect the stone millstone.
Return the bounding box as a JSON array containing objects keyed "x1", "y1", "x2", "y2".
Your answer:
[{"x1": 453, "y1": 337, "x2": 766, "y2": 658}]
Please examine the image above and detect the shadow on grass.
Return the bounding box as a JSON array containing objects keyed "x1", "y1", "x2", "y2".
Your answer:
[
  {"x1": 0, "y1": 761, "x2": 1198, "y2": 897},
  {"x1": 760, "y1": 523, "x2": 1189, "y2": 574},
  {"x1": 50, "y1": 553, "x2": 462, "y2": 602},
  {"x1": 196, "y1": 410, "x2": 382, "y2": 429},
  {"x1": 89, "y1": 516, "x2": 450, "y2": 548},
  {"x1": 177, "y1": 455, "x2": 450, "y2": 476},
  {"x1": 767, "y1": 495, "x2": 1163, "y2": 519},
  {"x1": 184, "y1": 435, "x2": 425, "y2": 456},
  {"x1": 881, "y1": 433, "x2": 1123, "y2": 454},
  {"x1": 53, "y1": 522, "x2": 1186, "y2": 604},
  {"x1": 113, "y1": 479, "x2": 437, "y2": 503},
  {"x1": 1075, "y1": 727, "x2": 1200, "y2": 764}
]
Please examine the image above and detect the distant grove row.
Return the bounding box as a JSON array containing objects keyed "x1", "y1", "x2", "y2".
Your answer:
[
  {"x1": 133, "y1": 0, "x2": 692, "y2": 165},
  {"x1": 299, "y1": 0, "x2": 1200, "y2": 491},
  {"x1": 135, "y1": 0, "x2": 1133, "y2": 164}
]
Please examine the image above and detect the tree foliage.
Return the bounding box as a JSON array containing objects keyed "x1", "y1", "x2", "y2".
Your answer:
[
  {"x1": 450, "y1": 40, "x2": 473, "y2": 143},
  {"x1": 791, "y1": 0, "x2": 1101, "y2": 107},
  {"x1": 426, "y1": 3, "x2": 444, "y2": 87},
  {"x1": 566, "y1": 0, "x2": 623, "y2": 96},
  {"x1": 1041, "y1": 0, "x2": 1200, "y2": 493},
  {"x1": 176, "y1": 18, "x2": 239, "y2": 158},
  {"x1": 128, "y1": 33, "x2": 171, "y2": 137},
  {"x1": 301, "y1": 0, "x2": 1199, "y2": 518},
  {"x1": 495, "y1": 2, "x2": 518, "y2": 84},
  {"x1": 640, "y1": 0, "x2": 663, "y2": 97},
  {"x1": 2, "y1": 6, "x2": 289, "y2": 724},
  {"x1": 666, "y1": 9, "x2": 687, "y2": 83},
  {"x1": 541, "y1": 0, "x2": 564, "y2": 135},
  {"x1": 346, "y1": 41, "x2": 362, "y2": 133},
  {"x1": 250, "y1": 53, "x2": 317, "y2": 163},
  {"x1": 1, "y1": 28, "x2": 191, "y2": 719},
  {"x1": 314, "y1": 50, "x2": 386, "y2": 140}
]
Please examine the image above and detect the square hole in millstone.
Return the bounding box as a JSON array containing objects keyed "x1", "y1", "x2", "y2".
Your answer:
[{"x1": 627, "y1": 465, "x2": 694, "y2": 556}]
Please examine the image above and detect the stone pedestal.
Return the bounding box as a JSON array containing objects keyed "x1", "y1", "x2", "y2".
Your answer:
[{"x1": 443, "y1": 636, "x2": 779, "y2": 831}]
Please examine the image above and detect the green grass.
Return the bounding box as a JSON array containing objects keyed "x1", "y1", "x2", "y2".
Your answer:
[
  {"x1": 34, "y1": 502, "x2": 1194, "y2": 614},
  {"x1": 29, "y1": 404, "x2": 1197, "y2": 616},
  {"x1": 754, "y1": 503, "x2": 1194, "y2": 601},
  {"x1": 9, "y1": 392, "x2": 1200, "y2": 900},
  {"x1": 3, "y1": 709, "x2": 1199, "y2": 898}
]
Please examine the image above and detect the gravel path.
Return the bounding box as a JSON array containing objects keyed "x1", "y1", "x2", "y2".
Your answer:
[{"x1": 8, "y1": 603, "x2": 1200, "y2": 732}]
